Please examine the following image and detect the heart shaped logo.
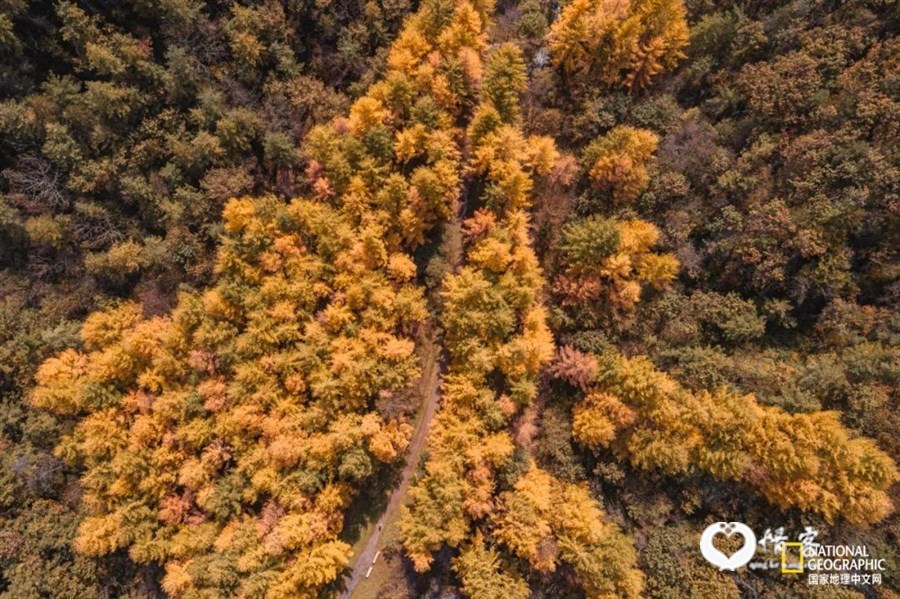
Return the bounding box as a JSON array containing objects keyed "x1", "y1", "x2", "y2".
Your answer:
[{"x1": 700, "y1": 522, "x2": 757, "y2": 571}]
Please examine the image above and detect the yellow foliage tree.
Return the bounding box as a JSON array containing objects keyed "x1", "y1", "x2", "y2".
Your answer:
[
  {"x1": 566, "y1": 352, "x2": 897, "y2": 525},
  {"x1": 548, "y1": 0, "x2": 689, "y2": 91},
  {"x1": 554, "y1": 215, "x2": 678, "y2": 313},
  {"x1": 493, "y1": 464, "x2": 644, "y2": 598},
  {"x1": 453, "y1": 531, "x2": 530, "y2": 599},
  {"x1": 584, "y1": 125, "x2": 659, "y2": 204}
]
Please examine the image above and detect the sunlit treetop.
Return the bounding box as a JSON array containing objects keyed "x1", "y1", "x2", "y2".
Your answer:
[{"x1": 548, "y1": 0, "x2": 689, "y2": 91}]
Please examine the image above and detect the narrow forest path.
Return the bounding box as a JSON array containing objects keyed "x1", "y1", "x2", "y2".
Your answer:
[
  {"x1": 340, "y1": 186, "x2": 464, "y2": 599},
  {"x1": 339, "y1": 368, "x2": 442, "y2": 598}
]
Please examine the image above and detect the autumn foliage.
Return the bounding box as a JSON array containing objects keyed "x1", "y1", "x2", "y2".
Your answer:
[
  {"x1": 548, "y1": 0, "x2": 689, "y2": 90},
  {"x1": 33, "y1": 197, "x2": 423, "y2": 597},
  {"x1": 553, "y1": 216, "x2": 678, "y2": 314},
  {"x1": 565, "y1": 350, "x2": 897, "y2": 525},
  {"x1": 399, "y1": 35, "x2": 644, "y2": 599},
  {"x1": 29, "y1": 0, "x2": 494, "y2": 594},
  {"x1": 15, "y1": 0, "x2": 899, "y2": 596},
  {"x1": 584, "y1": 125, "x2": 659, "y2": 205}
]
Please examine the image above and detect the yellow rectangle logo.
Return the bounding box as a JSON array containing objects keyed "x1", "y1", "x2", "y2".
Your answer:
[{"x1": 781, "y1": 542, "x2": 804, "y2": 573}]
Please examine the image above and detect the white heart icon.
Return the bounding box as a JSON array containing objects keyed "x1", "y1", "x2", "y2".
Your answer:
[{"x1": 700, "y1": 522, "x2": 757, "y2": 571}]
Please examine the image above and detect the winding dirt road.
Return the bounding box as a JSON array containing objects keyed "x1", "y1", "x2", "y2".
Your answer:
[{"x1": 339, "y1": 371, "x2": 442, "y2": 599}]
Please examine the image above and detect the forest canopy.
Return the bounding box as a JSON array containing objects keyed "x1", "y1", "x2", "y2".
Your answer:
[{"x1": 1, "y1": 0, "x2": 897, "y2": 597}]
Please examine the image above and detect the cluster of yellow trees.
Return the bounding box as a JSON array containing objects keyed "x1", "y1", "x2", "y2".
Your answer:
[
  {"x1": 565, "y1": 350, "x2": 897, "y2": 525},
  {"x1": 30, "y1": 0, "x2": 493, "y2": 595},
  {"x1": 552, "y1": 123, "x2": 679, "y2": 322},
  {"x1": 34, "y1": 197, "x2": 423, "y2": 597},
  {"x1": 398, "y1": 29, "x2": 644, "y2": 599},
  {"x1": 549, "y1": 0, "x2": 689, "y2": 90}
]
